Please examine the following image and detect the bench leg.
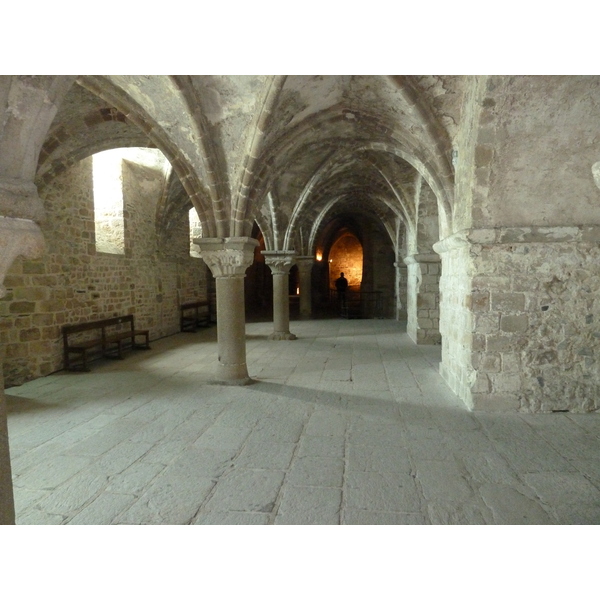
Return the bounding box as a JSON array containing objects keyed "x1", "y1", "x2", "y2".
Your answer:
[
  {"x1": 70, "y1": 351, "x2": 90, "y2": 372},
  {"x1": 134, "y1": 334, "x2": 151, "y2": 349},
  {"x1": 103, "y1": 342, "x2": 124, "y2": 359},
  {"x1": 136, "y1": 340, "x2": 151, "y2": 349}
]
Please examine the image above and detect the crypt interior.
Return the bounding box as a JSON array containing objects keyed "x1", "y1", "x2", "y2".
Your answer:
[{"x1": 0, "y1": 75, "x2": 599, "y2": 525}]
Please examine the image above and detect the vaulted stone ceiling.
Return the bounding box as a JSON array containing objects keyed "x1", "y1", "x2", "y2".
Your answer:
[
  {"x1": 36, "y1": 82, "x2": 152, "y2": 188},
  {"x1": 35, "y1": 75, "x2": 466, "y2": 249}
]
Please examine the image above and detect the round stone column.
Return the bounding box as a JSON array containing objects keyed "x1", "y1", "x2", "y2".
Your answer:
[
  {"x1": 196, "y1": 237, "x2": 259, "y2": 384},
  {"x1": 295, "y1": 256, "x2": 315, "y2": 320},
  {"x1": 0, "y1": 216, "x2": 45, "y2": 525},
  {"x1": 262, "y1": 251, "x2": 297, "y2": 340}
]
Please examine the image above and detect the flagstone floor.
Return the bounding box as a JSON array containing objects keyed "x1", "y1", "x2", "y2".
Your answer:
[{"x1": 6, "y1": 319, "x2": 600, "y2": 525}]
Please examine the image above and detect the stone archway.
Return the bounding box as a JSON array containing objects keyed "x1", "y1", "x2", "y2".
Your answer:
[{"x1": 328, "y1": 231, "x2": 363, "y2": 292}]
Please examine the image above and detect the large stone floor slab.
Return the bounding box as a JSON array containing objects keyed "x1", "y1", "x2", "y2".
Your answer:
[{"x1": 5, "y1": 319, "x2": 600, "y2": 525}]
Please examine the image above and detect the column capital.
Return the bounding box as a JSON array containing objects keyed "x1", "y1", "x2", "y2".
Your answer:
[
  {"x1": 295, "y1": 255, "x2": 315, "y2": 274},
  {"x1": 0, "y1": 178, "x2": 45, "y2": 222},
  {"x1": 403, "y1": 252, "x2": 441, "y2": 266},
  {"x1": 195, "y1": 237, "x2": 258, "y2": 278},
  {"x1": 261, "y1": 250, "x2": 296, "y2": 276},
  {"x1": 433, "y1": 232, "x2": 470, "y2": 254},
  {"x1": 0, "y1": 217, "x2": 45, "y2": 298}
]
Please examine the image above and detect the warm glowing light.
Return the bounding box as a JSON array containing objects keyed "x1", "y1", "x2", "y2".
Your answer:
[
  {"x1": 296, "y1": 287, "x2": 300, "y2": 295},
  {"x1": 328, "y1": 232, "x2": 363, "y2": 289},
  {"x1": 316, "y1": 251, "x2": 323, "y2": 261}
]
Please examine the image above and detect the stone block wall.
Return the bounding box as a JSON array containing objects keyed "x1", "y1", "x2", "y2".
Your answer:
[
  {"x1": 0, "y1": 156, "x2": 208, "y2": 387},
  {"x1": 469, "y1": 227, "x2": 600, "y2": 413},
  {"x1": 405, "y1": 255, "x2": 441, "y2": 345},
  {"x1": 437, "y1": 227, "x2": 600, "y2": 413},
  {"x1": 369, "y1": 232, "x2": 396, "y2": 319},
  {"x1": 436, "y1": 240, "x2": 474, "y2": 405},
  {"x1": 395, "y1": 263, "x2": 408, "y2": 321}
]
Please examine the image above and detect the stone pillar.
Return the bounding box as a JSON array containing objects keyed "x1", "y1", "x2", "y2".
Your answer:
[
  {"x1": 0, "y1": 344, "x2": 13, "y2": 526},
  {"x1": 435, "y1": 227, "x2": 600, "y2": 413},
  {"x1": 404, "y1": 253, "x2": 441, "y2": 345},
  {"x1": 295, "y1": 256, "x2": 314, "y2": 320},
  {"x1": 195, "y1": 237, "x2": 258, "y2": 384},
  {"x1": 394, "y1": 261, "x2": 408, "y2": 321},
  {"x1": 262, "y1": 251, "x2": 297, "y2": 340},
  {"x1": 0, "y1": 216, "x2": 46, "y2": 525}
]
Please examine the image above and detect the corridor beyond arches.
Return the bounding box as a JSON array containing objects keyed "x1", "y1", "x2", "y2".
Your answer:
[{"x1": 328, "y1": 231, "x2": 363, "y2": 291}]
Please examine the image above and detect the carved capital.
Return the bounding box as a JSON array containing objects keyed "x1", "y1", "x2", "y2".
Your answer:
[
  {"x1": 295, "y1": 255, "x2": 315, "y2": 275},
  {"x1": 0, "y1": 178, "x2": 45, "y2": 222},
  {"x1": 433, "y1": 231, "x2": 470, "y2": 254},
  {"x1": 403, "y1": 253, "x2": 441, "y2": 266},
  {"x1": 0, "y1": 217, "x2": 45, "y2": 297},
  {"x1": 262, "y1": 251, "x2": 296, "y2": 276},
  {"x1": 195, "y1": 237, "x2": 259, "y2": 278}
]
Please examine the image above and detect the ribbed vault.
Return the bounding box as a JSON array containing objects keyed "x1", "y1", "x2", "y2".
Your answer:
[
  {"x1": 249, "y1": 76, "x2": 458, "y2": 254},
  {"x1": 33, "y1": 75, "x2": 461, "y2": 253}
]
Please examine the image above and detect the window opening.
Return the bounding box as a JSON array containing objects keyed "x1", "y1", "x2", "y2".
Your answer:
[
  {"x1": 92, "y1": 148, "x2": 171, "y2": 255},
  {"x1": 189, "y1": 208, "x2": 202, "y2": 257},
  {"x1": 92, "y1": 150, "x2": 126, "y2": 254}
]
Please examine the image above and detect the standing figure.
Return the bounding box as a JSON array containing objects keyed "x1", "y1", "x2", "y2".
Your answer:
[{"x1": 335, "y1": 272, "x2": 348, "y2": 309}]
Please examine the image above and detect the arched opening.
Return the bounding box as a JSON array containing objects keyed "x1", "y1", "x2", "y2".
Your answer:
[
  {"x1": 328, "y1": 230, "x2": 363, "y2": 292},
  {"x1": 312, "y1": 214, "x2": 395, "y2": 319}
]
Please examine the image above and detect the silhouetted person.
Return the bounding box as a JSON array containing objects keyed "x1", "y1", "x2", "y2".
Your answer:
[{"x1": 335, "y1": 272, "x2": 348, "y2": 309}]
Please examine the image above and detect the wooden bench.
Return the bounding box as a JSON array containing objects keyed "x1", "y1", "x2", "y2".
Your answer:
[
  {"x1": 62, "y1": 315, "x2": 150, "y2": 372},
  {"x1": 180, "y1": 300, "x2": 210, "y2": 332}
]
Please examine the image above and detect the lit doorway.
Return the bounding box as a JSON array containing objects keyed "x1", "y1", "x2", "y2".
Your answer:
[{"x1": 328, "y1": 231, "x2": 363, "y2": 291}]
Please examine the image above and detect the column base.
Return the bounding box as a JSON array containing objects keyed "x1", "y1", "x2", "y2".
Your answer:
[
  {"x1": 268, "y1": 332, "x2": 297, "y2": 341},
  {"x1": 213, "y1": 361, "x2": 254, "y2": 385}
]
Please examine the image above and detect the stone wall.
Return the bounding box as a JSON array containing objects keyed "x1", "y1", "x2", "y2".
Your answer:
[
  {"x1": 437, "y1": 227, "x2": 600, "y2": 413},
  {"x1": 395, "y1": 263, "x2": 408, "y2": 321},
  {"x1": 0, "y1": 155, "x2": 208, "y2": 387},
  {"x1": 403, "y1": 177, "x2": 441, "y2": 341},
  {"x1": 480, "y1": 77, "x2": 600, "y2": 228},
  {"x1": 405, "y1": 255, "x2": 441, "y2": 345},
  {"x1": 469, "y1": 227, "x2": 600, "y2": 413},
  {"x1": 436, "y1": 238, "x2": 474, "y2": 406},
  {"x1": 367, "y1": 224, "x2": 396, "y2": 319}
]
